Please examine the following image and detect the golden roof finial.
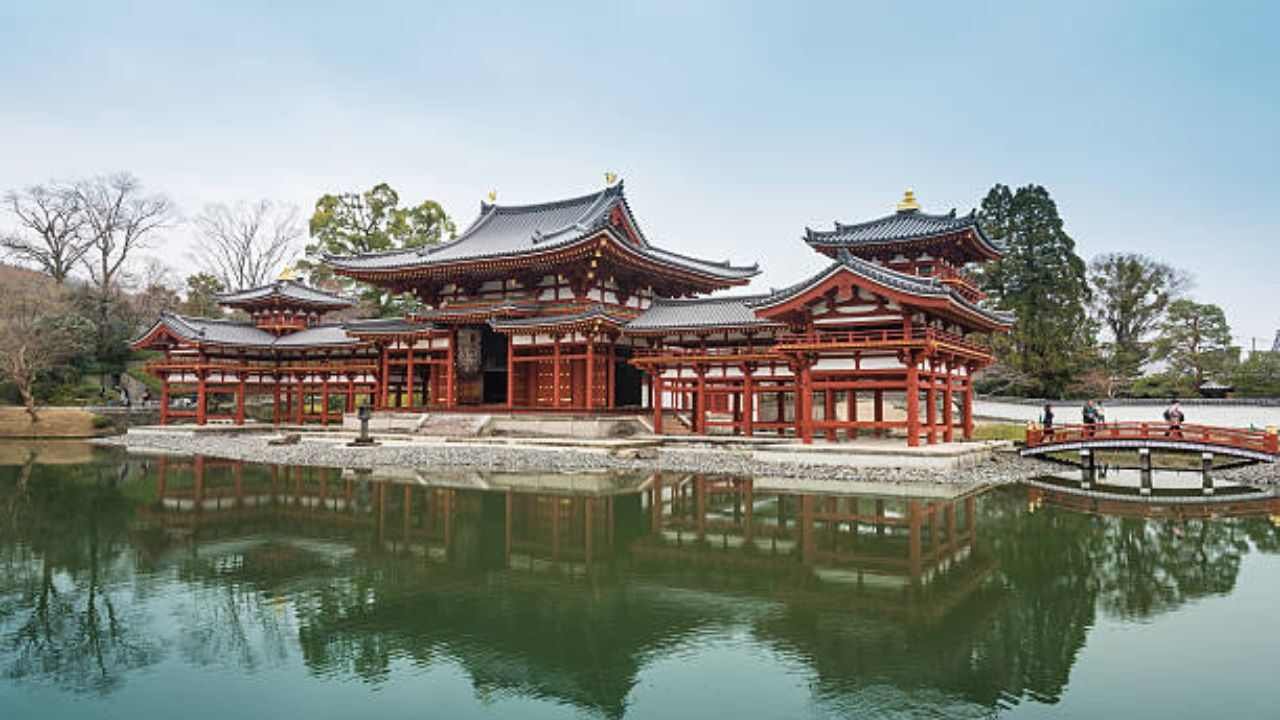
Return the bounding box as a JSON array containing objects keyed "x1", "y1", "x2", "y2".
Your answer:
[
  {"x1": 277, "y1": 265, "x2": 298, "y2": 281},
  {"x1": 604, "y1": 172, "x2": 618, "y2": 186},
  {"x1": 897, "y1": 188, "x2": 920, "y2": 212},
  {"x1": 486, "y1": 189, "x2": 497, "y2": 203}
]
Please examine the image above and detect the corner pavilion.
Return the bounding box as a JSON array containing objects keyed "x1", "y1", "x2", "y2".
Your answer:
[{"x1": 134, "y1": 182, "x2": 1011, "y2": 446}]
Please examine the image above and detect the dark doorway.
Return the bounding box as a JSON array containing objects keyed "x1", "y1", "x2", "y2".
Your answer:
[
  {"x1": 481, "y1": 327, "x2": 509, "y2": 404},
  {"x1": 614, "y1": 353, "x2": 643, "y2": 407}
]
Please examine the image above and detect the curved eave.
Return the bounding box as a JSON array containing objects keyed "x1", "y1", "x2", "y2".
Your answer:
[
  {"x1": 751, "y1": 262, "x2": 1011, "y2": 332},
  {"x1": 805, "y1": 225, "x2": 1002, "y2": 262},
  {"x1": 218, "y1": 297, "x2": 353, "y2": 312},
  {"x1": 488, "y1": 307, "x2": 629, "y2": 333},
  {"x1": 328, "y1": 227, "x2": 757, "y2": 290},
  {"x1": 622, "y1": 321, "x2": 782, "y2": 337}
]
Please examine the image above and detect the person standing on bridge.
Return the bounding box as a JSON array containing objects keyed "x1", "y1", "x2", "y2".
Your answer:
[
  {"x1": 1164, "y1": 399, "x2": 1185, "y2": 438},
  {"x1": 1083, "y1": 400, "x2": 1098, "y2": 437},
  {"x1": 1042, "y1": 403, "x2": 1055, "y2": 439}
]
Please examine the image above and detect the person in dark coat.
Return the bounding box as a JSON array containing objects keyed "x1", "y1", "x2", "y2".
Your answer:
[
  {"x1": 1042, "y1": 403, "x2": 1055, "y2": 439},
  {"x1": 1083, "y1": 400, "x2": 1098, "y2": 436}
]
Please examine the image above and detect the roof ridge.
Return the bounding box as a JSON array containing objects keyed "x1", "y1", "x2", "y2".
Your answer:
[
  {"x1": 484, "y1": 184, "x2": 618, "y2": 215},
  {"x1": 651, "y1": 293, "x2": 771, "y2": 305}
]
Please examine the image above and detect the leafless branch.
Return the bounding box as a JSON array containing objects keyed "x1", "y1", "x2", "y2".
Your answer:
[
  {"x1": 192, "y1": 199, "x2": 301, "y2": 290},
  {"x1": 1, "y1": 181, "x2": 91, "y2": 283}
]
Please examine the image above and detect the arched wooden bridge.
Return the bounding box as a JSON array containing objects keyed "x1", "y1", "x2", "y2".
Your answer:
[{"x1": 1022, "y1": 422, "x2": 1280, "y2": 464}]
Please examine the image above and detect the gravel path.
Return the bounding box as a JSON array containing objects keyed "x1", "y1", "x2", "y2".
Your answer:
[{"x1": 100, "y1": 433, "x2": 1044, "y2": 486}]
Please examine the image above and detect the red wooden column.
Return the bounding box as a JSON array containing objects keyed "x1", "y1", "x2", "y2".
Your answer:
[
  {"x1": 405, "y1": 345, "x2": 415, "y2": 410},
  {"x1": 847, "y1": 389, "x2": 858, "y2": 440},
  {"x1": 293, "y1": 374, "x2": 304, "y2": 424},
  {"x1": 159, "y1": 376, "x2": 170, "y2": 425},
  {"x1": 905, "y1": 352, "x2": 921, "y2": 447},
  {"x1": 552, "y1": 336, "x2": 562, "y2": 409},
  {"x1": 741, "y1": 364, "x2": 754, "y2": 437},
  {"x1": 694, "y1": 365, "x2": 707, "y2": 435},
  {"x1": 797, "y1": 361, "x2": 813, "y2": 444},
  {"x1": 346, "y1": 376, "x2": 355, "y2": 413},
  {"x1": 196, "y1": 370, "x2": 208, "y2": 426},
  {"x1": 379, "y1": 343, "x2": 390, "y2": 409},
  {"x1": 585, "y1": 335, "x2": 595, "y2": 411},
  {"x1": 942, "y1": 360, "x2": 955, "y2": 442},
  {"x1": 320, "y1": 374, "x2": 330, "y2": 427},
  {"x1": 652, "y1": 372, "x2": 664, "y2": 434},
  {"x1": 873, "y1": 389, "x2": 884, "y2": 437},
  {"x1": 272, "y1": 381, "x2": 281, "y2": 426},
  {"x1": 235, "y1": 373, "x2": 246, "y2": 425},
  {"x1": 962, "y1": 365, "x2": 976, "y2": 440},
  {"x1": 445, "y1": 330, "x2": 456, "y2": 409},
  {"x1": 925, "y1": 360, "x2": 938, "y2": 445},
  {"x1": 506, "y1": 334, "x2": 515, "y2": 409},
  {"x1": 824, "y1": 387, "x2": 836, "y2": 442},
  {"x1": 606, "y1": 341, "x2": 616, "y2": 409}
]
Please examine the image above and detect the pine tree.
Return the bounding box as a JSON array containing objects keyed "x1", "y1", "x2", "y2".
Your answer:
[{"x1": 977, "y1": 184, "x2": 1094, "y2": 398}]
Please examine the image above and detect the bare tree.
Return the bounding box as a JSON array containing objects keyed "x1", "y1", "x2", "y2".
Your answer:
[
  {"x1": 77, "y1": 173, "x2": 175, "y2": 292},
  {"x1": 193, "y1": 200, "x2": 301, "y2": 290},
  {"x1": 2, "y1": 181, "x2": 91, "y2": 283},
  {"x1": 75, "y1": 173, "x2": 174, "y2": 352},
  {"x1": 0, "y1": 266, "x2": 92, "y2": 422}
]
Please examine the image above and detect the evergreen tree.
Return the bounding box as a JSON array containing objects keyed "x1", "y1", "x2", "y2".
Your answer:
[
  {"x1": 977, "y1": 184, "x2": 1094, "y2": 398},
  {"x1": 1088, "y1": 253, "x2": 1189, "y2": 384},
  {"x1": 1153, "y1": 299, "x2": 1233, "y2": 392}
]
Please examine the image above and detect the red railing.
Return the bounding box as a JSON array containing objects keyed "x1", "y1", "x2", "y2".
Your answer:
[
  {"x1": 776, "y1": 327, "x2": 992, "y2": 357},
  {"x1": 1026, "y1": 422, "x2": 1280, "y2": 456}
]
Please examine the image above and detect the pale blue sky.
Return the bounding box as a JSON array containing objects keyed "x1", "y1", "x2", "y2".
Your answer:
[{"x1": 2, "y1": 1, "x2": 1276, "y2": 347}]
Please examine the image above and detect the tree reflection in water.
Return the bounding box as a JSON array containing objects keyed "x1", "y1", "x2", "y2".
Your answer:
[{"x1": 0, "y1": 449, "x2": 1277, "y2": 716}]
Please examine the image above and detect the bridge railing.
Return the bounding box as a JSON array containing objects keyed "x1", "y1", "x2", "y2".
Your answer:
[{"x1": 1026, "y1": 421, "x2": 1280, "y2": 455}]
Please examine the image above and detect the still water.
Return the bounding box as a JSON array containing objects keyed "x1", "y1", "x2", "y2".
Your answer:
[{"x1": 1, "y1": 444, "x2": 1278, "y2": 719}]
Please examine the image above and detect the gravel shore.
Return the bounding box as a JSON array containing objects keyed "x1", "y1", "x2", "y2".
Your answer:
[
  {"x1": 100, "y1": 432, "x2": 1044, "y2": 486},
  {"x1": 100, "y1": 431, "x2": 1280, "y2": 487}
]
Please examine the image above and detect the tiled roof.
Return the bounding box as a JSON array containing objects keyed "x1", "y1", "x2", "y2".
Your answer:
[
  {"x1": 805, "y1": 208, "x2": 1002, "y2": 257},
  {"x1": 488, "y1": 305, "x2": 629, "y2": 330},
  {"x1": 343, "y1": 318, "x2": 436, "y2": 335},
  {"x1": 752, "y1": 251, "x2": 1013, "y2": 327},
  {"x1": 324, "y1": 182, "x2": 758, "y2": 281},
  {"x1": 216, "y1": 280, "x2": 352, "y2": 309},
  {"x1": 272, "y1": 324, "x2": 361, "y2": 347},
  {"x1": 150, "y1": 313, "x2": 279, "y2": 347},
  {"x1": 625, "y1": 295, "x2": 779, "y2": 331}
]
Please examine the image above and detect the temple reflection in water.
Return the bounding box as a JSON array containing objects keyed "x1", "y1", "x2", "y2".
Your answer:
[{"x1": 4, "y1": 450, "x2": 1280, "y2": 718}]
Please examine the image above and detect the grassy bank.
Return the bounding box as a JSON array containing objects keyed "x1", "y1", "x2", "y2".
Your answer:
[{"x1": 0, "y1": 407, "x2": 112, "y2": 438}]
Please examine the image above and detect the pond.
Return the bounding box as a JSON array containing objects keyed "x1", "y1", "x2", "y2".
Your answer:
[{"x1": 1, "y1": 444, "x2": 1278, "y2": 719}]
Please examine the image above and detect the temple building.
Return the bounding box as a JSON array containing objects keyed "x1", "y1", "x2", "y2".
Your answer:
[{"x1": 134, "y1": 182, "x2": 1011, "y2": 445}]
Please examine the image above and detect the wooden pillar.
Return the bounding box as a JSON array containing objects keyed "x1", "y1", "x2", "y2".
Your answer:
[
  {"x1": 552, "y1": 335, "x2": 562, "y2": 409},
  {"x1": 797, "y1": 362, "x2": 813, "y2": 444},
  {"x1": 824, "y1": 387, "x2": 836, "y2": 442},
  {"x1": 196, "y1": 370, "x2": 208, "y2": 426},
  {"x1": 741, "y1": 366, "x2": 754, "y2": 437},
  {"x1": 873, "y1": 389, "x2": 884, "y2": 438},
  {"x1": 294, "y1": 375, "x2": 304, "y2": 424},
  {"x1": 321, "y1": 375, "x2": 330, "y2": 427},
  {"x1": 346, "y1": 377, "x2": 355, "y2": 413},
  {"x1": 963, "y1": 370, "x2": 975, "y2": 440},
  {"x1": 272, "y1": 381, "x2": 281, "y2": 426},
  {"x1": 847, "y1": 389, "x2": 858, "y2": 440},
  {"x1": 906, "y1": 353, "x2": 921, "y2": 447},
  {"x1": 235, "y1": 374, "x2": 246, "y2": 425},
  {"x1": 445, "y1": 330, "x2": 456, "y2": 408},
  {"x1": 405, "y1": 345, "x2": 415, "y2": 410},
  {"x1": 606, "y1": 341, "x2": 616, "y2": 409},
  {"x1": 585, "y1": 335, "x2": 595, "y2": 411},
  {"x1": 652, "y1": 373, "x2": 664, "y2": 434},
  {"x1": 695, "y1": 366, "x2": 707, "y2": 435},
  {"x1": 925, "y1": 361, "x2": 937, "y2": 445},
  {"x1": 942, "y1": 362, "x2": 955, "y2": 442},
  {"x1": 159, "y1": 377, "x2": 170, "y2": 425},
  {"x1": 506, "y1": 334, "x2": 515, "y2": 409},
  {"x1": 379, "y1": 343, "x2": 390, "y2": 409}
]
